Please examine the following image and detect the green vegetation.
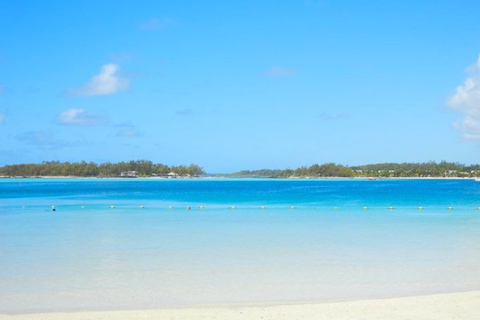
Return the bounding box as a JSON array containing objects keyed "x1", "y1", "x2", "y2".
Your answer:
[
  {"x1": 1, "y1": 160, "x2": 479, "y2": 178},
  {"x1": 0, "y1": 160, "x2": 205, "y2": 177},
  {"x1": 228, "y1": 161, "x2": 480, "y2": 178}
]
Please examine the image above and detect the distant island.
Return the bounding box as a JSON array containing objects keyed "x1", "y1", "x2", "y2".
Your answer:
[
  {"x1": 226, "y1": 161, "x2": 480, "y2": 179},
  {"x1": 0, "y1": 161, "x2": 205, "y2": 178},
  {"x1": 0, "y1": 160, "x2": 479, "y2": 179}
]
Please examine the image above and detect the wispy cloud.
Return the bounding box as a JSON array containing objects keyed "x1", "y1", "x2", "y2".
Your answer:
[
  {"x1": 265, "y1": 66, "x2": 297, "y2": 77},
  {"x1": 66, "y1": 64, "x2": 129, "y2": 96},
  {"x1": 318, "y1": 112, "x2": 350, "y2": 121},
  {"x1": 303, "y1": 0, "x2": 326, "y2": 8},
  {"x1": 139, "y1": 17, "x2": 173, "y2": 31},
  {"x1": 116, "y1": 122, "x2": 142, "y2": 137},
  {"x1": 57, "y1": 108, "x2": 108, "y2": 126},
  {"x1": 447, "y1": 54, "x2": 480, "y2": 140},
  {"x1": 117, "y1": 129, "x2": 141, "y2": 137},
  {"x1": 176, "y1": 108, "x2": 195, "y2": 116},
  {"x1": 109, "y1": 53, "x2": 133, "y2": 64},
  {"x1": 0, "y1": 112, "x2": 5, "y2": 124},
  {"x1": 16, "y1": 131, "x2": 67, "y2": 150}
]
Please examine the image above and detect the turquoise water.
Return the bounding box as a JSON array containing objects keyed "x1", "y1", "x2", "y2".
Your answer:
[{"x1": 1, "y1": 178, "x2": 480, "y2": 313}]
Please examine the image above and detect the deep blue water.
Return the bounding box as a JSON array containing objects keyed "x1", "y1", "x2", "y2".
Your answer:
[
  {"x1": 1, "y1": 178, "x2": 479, "y2": 313},
  {"x1": 1, "y1": 178, "x2": 479, "y2": 208}
]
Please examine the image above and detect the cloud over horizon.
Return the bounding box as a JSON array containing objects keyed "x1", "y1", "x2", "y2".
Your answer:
[
  {"x1": 57, "y1": 108, "x2": 108, "y2": 126},
  {"x1": 66, "y1": 64, "x2": 129, "y2": 96},
  {"x1": 448, "y1": 54, "x2": 480, "y2": 140}
]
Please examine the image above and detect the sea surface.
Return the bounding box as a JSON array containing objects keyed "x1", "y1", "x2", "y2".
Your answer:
[{"x1": 1, "y1": 178, "x2": 480, "y2": 313}]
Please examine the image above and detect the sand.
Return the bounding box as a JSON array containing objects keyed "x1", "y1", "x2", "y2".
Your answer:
[{"x1": 1, "y1": 291, "x2": 478, "y2": 320}]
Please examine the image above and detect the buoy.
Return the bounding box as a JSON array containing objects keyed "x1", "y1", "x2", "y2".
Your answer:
[
  {"x1": 110, "y1": 205, "x2": 115, "y2": 209},
  {"x1": 168, "y1": 206, "x2": 173, "y2": 209},
  {"x1": 187, "y1": 206, "x2": 191, "y2": 210},
  {"x1": 139, "y1": 206, "x2": 144, "y2": 209},
  {"x1": 260, "y1": 206, "x2": 266, "y2": 209},
  {"x1": 51, "y1": 206, "x2": 56, "y2": 212},
  {"x1": 230, "y1": 206, "x2": 236, "y2": 209},
  {"x1": 363, "y1": 206, "x2": 368, "y2": 210},
  {"x1": 81, "y1": 206, "x2": 85, "y2": 209},
  {"x1": 290, "y1": 206, "x2": 295, "y2": 209},
  {"x1": 199, "y1": 206, "x2": 204, "y2": 209},
  {"x1": 477, "y1": 207, "x2": 480, "y2": 210},
  {"x1": 448, "y1": 206, "x2": 454, "y2": 210},
  {"x1": 418, "y1": 206, "x2": 424, "y2": 210},
  {"x1": 388, "y1": 206, "x2": 394, "y2": 210},
  {"x1": 22, "y1": 206, "x2": 25, "y2": 208},
  {"x1": 333, "y1": 207, "x2": 339, "y2": 210}
]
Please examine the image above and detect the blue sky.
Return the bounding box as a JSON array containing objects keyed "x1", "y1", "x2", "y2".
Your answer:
[{"x1": 1, "y1": 0, "x2": 480, "y2": 173}]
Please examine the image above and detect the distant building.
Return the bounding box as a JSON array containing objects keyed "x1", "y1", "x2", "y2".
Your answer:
[
  {"x1": 120, "y1": 171, "x2": 137, "y2": 178},
  {"x1": 167, "y1": 172, "x2": 179, "y2": 178},
  {"x1": 444, "y1": 170, "x2": 457, "y2": 177}
]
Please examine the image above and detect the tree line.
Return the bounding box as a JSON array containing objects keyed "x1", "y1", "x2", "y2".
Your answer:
[
  {"x1": 2, "y1": 160, "x2": 479, "y2": 178},
  {"x1": 0, "y1": 160, "x2": 205, "y2": 177},
  {"x1": 228, "y1": 161, "x2": 480, "y2": 178}
]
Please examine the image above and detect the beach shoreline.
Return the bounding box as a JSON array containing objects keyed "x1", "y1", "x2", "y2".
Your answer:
[{"x1": 1, "y1": 291, "x2": 478, "y2": 320}]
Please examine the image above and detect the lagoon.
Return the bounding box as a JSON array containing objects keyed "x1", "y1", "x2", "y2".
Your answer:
[{"x1": 1, "y1": 178, "x2": 479, "y2": 313}]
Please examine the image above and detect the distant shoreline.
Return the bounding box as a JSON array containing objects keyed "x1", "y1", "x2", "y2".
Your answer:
[
  {"x1": 0, "y1": 175, "x2": 478, "y2": 180},
  {"x1": 2, "y1": 161, "x2": 479, "y2": 180}
]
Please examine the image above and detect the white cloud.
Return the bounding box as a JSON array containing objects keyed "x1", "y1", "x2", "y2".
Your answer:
[
  {"x1": 0, "y1": 112, "x2": 5, "y2": 124},
  {"x1": 66, "y1": 64, "x2": 129, "y2": 96},
  {"x1": 447, "y1": 54, "x2": 480, "y2": 140},
  {"x1": 57, "y1": 108, "x2": 107, "y2": 126},
  {"x1": 265, "y1": 66, "x2": 296, "y2": 77}
]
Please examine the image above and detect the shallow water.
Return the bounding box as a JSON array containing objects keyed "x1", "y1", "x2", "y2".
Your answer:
[{"x1": 1, "y1": 178, "x2": 479, "y2": 313}]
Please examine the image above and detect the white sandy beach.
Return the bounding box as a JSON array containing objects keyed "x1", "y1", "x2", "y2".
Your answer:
[{"x1": 1, "y1": 291, "x2": 478, "y2": 320}]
